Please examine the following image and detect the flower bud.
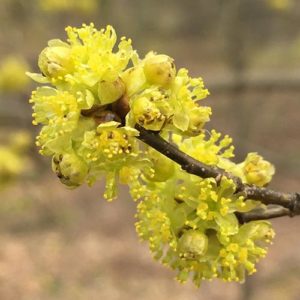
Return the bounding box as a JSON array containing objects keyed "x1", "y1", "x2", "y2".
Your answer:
[
  {"x1": 143, "y1": 53, "x2": 176, "y2": 87},
  {"x1": 132, "y1": 96, "x2": 166, "y2": 131},
  {"x1": 178, "y1": 230, "x2": 208, "y2": 260},
  {"x1": 52, "y1": 153, "x2": 88, "y2": 188},
  {"x1": 243, "y1": 153, "x2": 275, "y2": 186},
  {"x1": 38, "y1": 46, "x2": 73, "y2": 78},
  {"x1": 98, "y1": 77, "x2": 125, "y2": 105},
  {"x1": 187, "y1": 107, "x2": 211, "y2": 134},
  {"x1": 121, "y1": 65, "x2": 146, "y2": 96}
]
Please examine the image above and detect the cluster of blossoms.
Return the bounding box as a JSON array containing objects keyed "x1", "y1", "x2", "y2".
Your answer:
[
  {"x1": 134, "y1": 167, "x2": 274, "y2": 284},
  {"x1": 0, "y1": 131, "x2": 31, "y2": 190},
  {"x1": 38, "y1": 0, "x2": 99, "y2": 14},
  {"x1": 28, "y1": 24, "x2": 276, "y2": 285},
  {"x1": 267, "y1": 0, "x2": 293, "y2": 11},
  {"x1": 0, "y1": 56, "x2": 30, "y2": 93}
]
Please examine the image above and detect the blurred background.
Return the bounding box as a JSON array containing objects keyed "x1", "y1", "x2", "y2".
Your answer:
[{"x1": 0, "y1": 0, "x2": 300, "y2": 299}]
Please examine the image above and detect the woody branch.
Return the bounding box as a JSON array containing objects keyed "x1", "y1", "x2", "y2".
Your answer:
[{"x1": 135, "y1": 124, "x2": 300, "y2": 222}]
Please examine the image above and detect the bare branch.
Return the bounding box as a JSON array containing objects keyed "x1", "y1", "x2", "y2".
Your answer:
[{"x1": 236, "y1": 205, "x2": 299, "y2": 224}]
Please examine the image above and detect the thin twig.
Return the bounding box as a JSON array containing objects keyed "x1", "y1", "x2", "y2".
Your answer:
[
  {"x1": 135, "y1": 124, "x2": 300, "y2": 218},
  {"x1": 242, "y1": 186, "x2": 300, "y2": 214},
  {"x1": 236, "y1": 205, "x2": 298, "y2": 224}
]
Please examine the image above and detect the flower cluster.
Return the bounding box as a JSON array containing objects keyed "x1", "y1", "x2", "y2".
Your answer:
[
  {"x1": 38, "y1": 0, "x2": 99, "y2": 13},
  {"x1": 134, "y1": 143, "x2": 274, "y2": 285},
  {"x1": 28, "y1": 24, "x2": 140, "y2": 200},
  {"x1": 0, "y1": 131, "x2": 31, "y2": 190},
  {"x1": 267, "y1": 0, "x2": 293, "y2": 11},
  {"x1": 125, "y1": 56, "x2": 211, "y2": 134},
  {"x1": 28, "y1": 23, "x2": 211, "y2": 200},
  {"x1": 28, "y1": 24, "x2": 276, "y2": 284},
  {"x1": 0, "y1": 56, "x2": 30, "y2": 93}
]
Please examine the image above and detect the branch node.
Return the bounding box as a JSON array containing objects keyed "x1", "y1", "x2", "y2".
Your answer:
[{"x1": 215, "y1": 174, "x2": 223, "y2": 186}]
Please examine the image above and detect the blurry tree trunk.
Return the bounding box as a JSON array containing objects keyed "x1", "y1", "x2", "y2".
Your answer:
[
  {"x1": 221, "y1": 1, "x2": 258, "y2": 297},
  {"x1": 221, "y1": 0, "x2": 250, "y2": 161},
  {"x1": 220, "y1": 3, "x2": 249, "y2": 298}
]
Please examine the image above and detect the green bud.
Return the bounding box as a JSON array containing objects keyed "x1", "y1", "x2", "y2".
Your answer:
[
  {"x1": 178, "y1": 230, "x2": 208, "y2": 260},
  {"x1": 98, "y1": 77, "x2": 125, "y2": 105},
  {"x1": 38, "y1": 46, "x2": 73, "y2": 78},
  {"x1": 52, "y1": 153, "x2": 88, "y2": 188},
  {"x1": 143, "y1": 53, "x2": 176, "y2": 87},
  {"x1": 121, "y1": 65, "x2": 146, "y2": 96}
]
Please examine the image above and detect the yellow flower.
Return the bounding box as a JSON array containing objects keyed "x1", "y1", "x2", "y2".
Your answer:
[
  {"x1": 242, "y1": 152, "x2": 275, "y2": 186},
  {"x1": 38, "y1": 45, "x2": 73, "y2": 79},
  {"x1": 143, "y1": 52, "x2": 176, "y2": 87},
  {"x1": 28, "y1": 24, "x2": 135, "y2": 91},
  {"x1": 267, "y1": 0, "x2": 293, "y2": 11},
  {"x1": 0, "y1": 56, "x2": 30, "y2": 92},
  {"x1": 39, "y1": 0, "x2": 98, "y2": 13}
]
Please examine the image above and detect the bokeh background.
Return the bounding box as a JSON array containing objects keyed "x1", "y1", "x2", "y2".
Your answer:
[{"x1": 0, "y1": 0, "x2": 300, "y2": 299}]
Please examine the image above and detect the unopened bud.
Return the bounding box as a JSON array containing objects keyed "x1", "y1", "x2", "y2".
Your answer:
[
  {"x1": 143, "y1": 53, "x2": 176, "y2": 87},
  {"x1": 178, "y1": 230, "x2": 208, "y2": 260},
  {"x1": 38, "y1": 46, "x2": 73, "y2": 78},
  {"x1": 98, "y1": 77, "x2": 125, "y2": 105},
  {"x1": 132, "y1": 96, "x2": 166, "y2": 131},
  {"x1": 121, "y1": 66, "x2": 146, "y2": 96},
  {"x1": 52, "y1": 153, "x2": 88, "y2": 188}
]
